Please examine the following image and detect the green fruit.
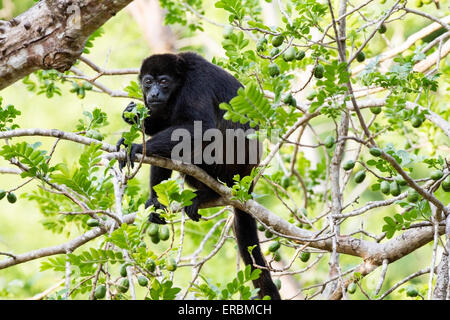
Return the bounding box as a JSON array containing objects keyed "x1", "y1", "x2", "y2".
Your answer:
[
  {"x1": 6, "y1": 192, "x2": 17, "y2": 204},
  {"x1": 306, "y1": 91, "x2": 317, "y2": 101},
  {"x1": 343, "y1": 160, "x2": 355, "y2": 171},
  {"x1": 94, "y1": 285, "x2": 106, "y2": 299},
  {"x1": 369, "y1": 147, "x2": 382, "y2": 157},
  {"x1": 86, "y1": 218, "x2": 100, "y2": 227},
  {"x1": 257, "y1": 37, "x2": 268, "y2": 46},
  {"x1": 356, "y1": 51, "x2": 366, "y2": 62},
  {"x1": 268, "y1": 63, "x2": 280, "y2": 77},
  {"x1": 269, "y1": 47, "x2": 280, "y2": 57},
  {"x1": 120, "y1": 264, "x2": 128, "y2": 277},
  {"x1": 395, "y1": 175, "x2": 407, "y2": 186},
  {"x1": 159, "y1": 225, "x2": 170, "y2": 241},
  {"x1": 272, "y1": 251, "x2": 281, "y2": 262},
  {"x1": 415, "y1": 0, "x2": 423, "y2": 6},
  {"x1": 407, "y1": 189, "x2": 420, "y2": 203},
  {"x1": 268, "y1": 241, "x2": 281, "y2": 252},
  {"x1": 370, "y1": 106, "x2": 382, "y2": 114},
  {"x1": 274, "y1": 279, "x2": 282, "y2": 290},
  {"x1": 223, "y1": 26, "x2": 234, "y2": 39},
  {"x1": 256, "y1": 43, "x2": 265, "y2": 52},
  {"x1": 354, "y1": 170, "x2": 366, "y2": 184},
  {"x1": 166, "y1": 258, "x2": 177, "y2": 272},
  {"x1": 442, "y1": 176, "x2": 450, "y2": 192},
  {"x1": 430, "y1": 170, "x2": 444, "y2": 181},
  {"x1": 117, "y1": 278, "x2": 129, "y2": 293},
  {"x1": 314, "y1": 64, "x2": 324, "y2": 79},
  {"x1": 380, "y1": 181, "x2": 391, "y2": 195},
  {"x1": 378, "y1": 23, "x2": 387, "y2": 34},
  {"x1": 138, "y1": 276, "x2": 148, "y2": 287},
  {"x1": 299, "y1": 251, "x2": 310, "y2": 262},
  {"x1": 411, "y1": 116, "x2": 423, "y2": 128},
  {"x1": 282, "y1": 93, "x2": 297, "y2": 107},
  {"x1": 264, "y1": 229, "x2": 274, "y2": 238},
  {"x1": 151, "y1": 234, "x2": 160, "y2": 244},
  {"x1": 406, "y1": 286, "x2": 418, "y2": 297},
  {"x1": 324, "y1": 135, "x2": 336, "y2": 149},
  {"x1": 390, "y1": 181, "x2": 401, "y2": 196},
  {"x1": 145, "y1": 258, "x2": 156, "y2": 273},
  {"x1": 0, "y1": 190, "x2": 6, "y2": 200},
  {"x1": 347, "y1": 282, "x2": 357, "y2": 294},
  {"x1": 296, "y1": 50, "x2": 306, "y2": 60},
  {"x1": 257, "y1": 224, "x2": 265, "y2": 232},
  {"x1": 272, "y1": 35, "x2": 284, "y2": 47},
  {"x1": 283, "y1": 47, "x2": 296, "y2": 61},
  {"x1": 281, "y1": 176, "x2": 290, "y2": 189},
  {"x1": 148, "y1": 224, "x2": 159, "y2": 237}
]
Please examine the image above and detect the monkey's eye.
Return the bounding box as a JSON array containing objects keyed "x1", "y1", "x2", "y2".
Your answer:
[
  {"x1": 160, "y1": 79, "x2": 169, "y2": 85},
  {"x1": 144, "y1": 79, "x2": 153, "y2": 86}
]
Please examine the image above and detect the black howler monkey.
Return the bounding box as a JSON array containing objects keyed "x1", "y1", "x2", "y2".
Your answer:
[{"x1": 117, "y1": 52, "x2": 281, "y2": 300}]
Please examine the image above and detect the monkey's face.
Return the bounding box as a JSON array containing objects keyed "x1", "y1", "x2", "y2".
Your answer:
[{"x1": 141, "y1": 74, "x2": 179, "y2": 111}]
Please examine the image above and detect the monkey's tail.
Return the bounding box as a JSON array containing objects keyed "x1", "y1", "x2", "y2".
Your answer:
[{"x1": 233, "y1": 208, "x2": 281, "y2": 300}]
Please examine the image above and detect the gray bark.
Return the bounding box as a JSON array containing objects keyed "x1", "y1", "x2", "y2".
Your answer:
[{"x1": 0, "y1": 0, "x2": 134, "y2": 90}]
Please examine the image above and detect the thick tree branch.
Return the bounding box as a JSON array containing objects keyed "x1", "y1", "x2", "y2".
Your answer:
[{"x1": 0, "y1": 0, "x2": 134, "y2": 90}]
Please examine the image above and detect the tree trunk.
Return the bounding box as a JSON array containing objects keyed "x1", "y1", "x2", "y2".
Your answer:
[{"x1": 0, "y1": 0, "x2": 134, "y2": 90}]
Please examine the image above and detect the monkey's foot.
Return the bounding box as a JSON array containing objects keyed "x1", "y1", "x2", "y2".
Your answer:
[{"x1": 185, "y1": 203, "x2": 201, "y2": 222}]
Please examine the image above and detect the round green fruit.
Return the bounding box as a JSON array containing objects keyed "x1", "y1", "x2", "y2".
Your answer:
[
  {"x1": 148, "y1": 224, "x2": 159, "y2": 237},
  {"x1": 356, "y1": 51, "x2": 366, "y2": 62},
  {"x1": 296, "y1": 50, "x2": 306, "y2": 61},
  {"x1": 354, "y1": 170, "x2": 366, "y2": 184},
  {"x1": 257, "y1": 224, "x2": 265, "y2": 232},
  {"x1": 283, "y1": 47, "x2": 296, "y2": 62},
  {"x1": 0, "y1": 190, "x2": 6, "y2": 200},
  {"x1": 324, "y1": 135, "x2": 336, "y2": 149},
  {"x1": 120, "y1": 264, "x2": 128, "y2": 277},
  {"x1": 268, "y1": 63, "x2": 280, "y2": 77},
  {"x1": 369, "y1": 147, "x2": 382, "y2": 157},
  {"x1": 117, "y1": 278, "x2": 129, "y2": 293},
  {"x1": 272, "y1": 251, "x2": 281, "y2": 262},
  {"x1": 442, "y1": 176, "x2": 450, "y2": 192},
  {"x1": 299, "y1": 251, "x2": 311, "y2": 262},
  {"x1": 378, "y1": 23, "x2": 387, "y2": 34},
  {"x1": 268, "y1": 241, "x2": 281, "y2": 252},
  {"x1": 415, "y1": 0, "x2": 423, "y2": 7},
  {"x1": 395, "y1": 175, "x2": 407, "y2": 186},
  {"x1": 347, "y1": 282, "x2": 357, "y2": 294},
  {"x1": 314, "y1": 64, "x2": 324, "y2": 79},
  {"x1": 159, "y1": 225, "x2": 170, "y2": 241},
  {"x1": 370, "y1": 106, "x2": 382, "y2": 114},
  {"x1": 145, "y1": 258, "x2": 156, "y2": 273},
  {"x1": 390, "y1": 181, "x2": 401, "y2": 196},
  {"x1": 407, "y1": 189, "x2": 419, "y2": 202},
  {"x1": 166, "y1": 258, "x2": 177, "y2": 272},
  {"x1": 380, "y1": 181, "x2": 391, "y2": 195},
  {"x1": 150, "y1": 234, "x2": 160, "y2": 244},
  {"x1": 274, "y1": 279, "x2": 282, "y2": 290},
  {"x1": 281, "y1": 176, "x2": 290, "y2": 189},
  {"x1": 343, "y1": 160, "x2": 355, "y2": 171},
  {"x1": 282, "y1": 93, "x2": 297, "y2": 107},
  {"x1": 264, "y1": 229, "x2": 274, "y2": 238},
  {"x1": 138, "y1": 276, "x2": 149, "y2": 287},
  {"x1": 430, "y1": 170, "x2": 444, "y2": 181},
  {"x1": 94, "y1": 285, "x2": 106, "y2": 299},
  {"x1": 406, "y1": 286, "x2": 418, "y2": 297},
  {"x1": 86, "y1": 218, "x2": 100, "y2": 227},
  {"x1": 411, "y1": 116, "x2": 423, "y2": 128},
  {"x1": 269, "y1": 47, "x2": 280, "y2": 57},
  {"x1": 271, "y1": 35, "x2": 284, "y2": 47},
  {"x1": 6, "y1": 192, "x2": 17, "y2": 204}
]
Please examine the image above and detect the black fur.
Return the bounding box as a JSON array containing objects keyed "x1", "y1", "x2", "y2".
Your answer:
[{"x1": 118, "y1": 52, "x2": 281, "y2": 300}]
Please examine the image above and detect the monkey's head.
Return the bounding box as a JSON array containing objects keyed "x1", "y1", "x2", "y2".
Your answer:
[{"x1": 139, "y1": 54, "x2": 186, "y2": 111}]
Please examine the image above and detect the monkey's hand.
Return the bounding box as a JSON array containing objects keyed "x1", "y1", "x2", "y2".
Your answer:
[
  {"x1": 145, "y1": 197, "x2": 167, "y2": 224},
  {"x1": 122, "y1": 101, "x2": 139, "y2": 125},
  {"x1": 116, "y1": 138, "x2": 143, "y2": 170}
]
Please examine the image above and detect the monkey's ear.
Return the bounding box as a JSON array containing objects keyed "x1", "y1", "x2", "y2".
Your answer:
[{"x1": 175, "y1": 55, "x2": 187, "y2": 75}]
